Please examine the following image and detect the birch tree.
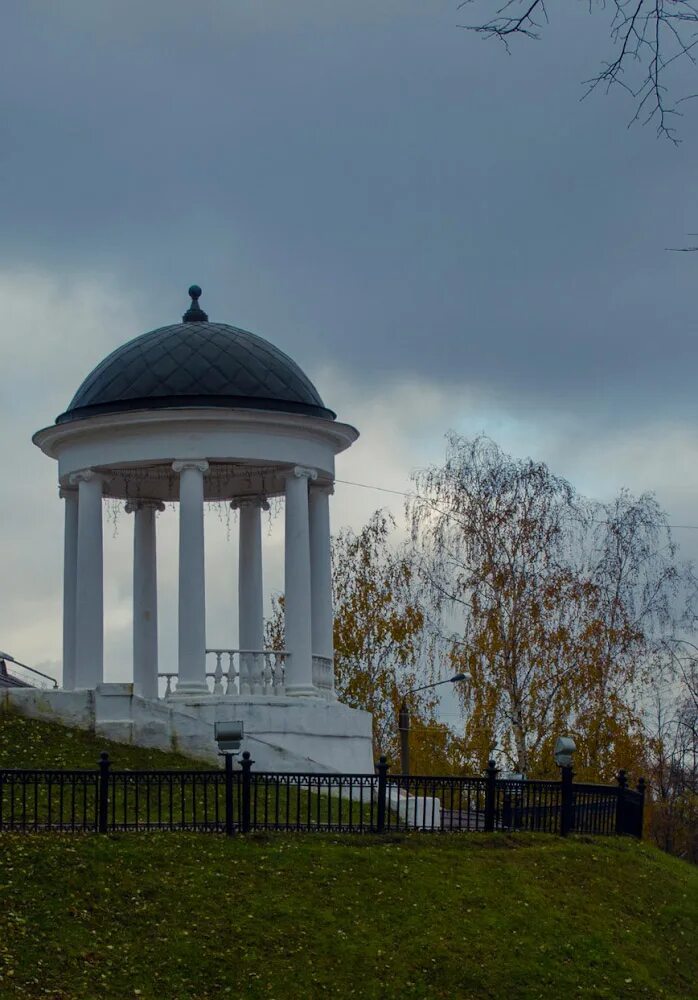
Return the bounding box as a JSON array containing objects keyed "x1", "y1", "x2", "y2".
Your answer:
[{"x1": 408, "y1": 434, "x2": 692, "y2": 778}]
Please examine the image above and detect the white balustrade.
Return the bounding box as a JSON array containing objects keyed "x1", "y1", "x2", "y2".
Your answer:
[
  {"x1": 158, "y1": 649, "x2": 288, "y2": 699},
  {"x1": 312, "y1": 655, "x2": 334, "y2": 697},
  {"x1": 159, "y1": 672, "x2": 178, "y2": 698}
]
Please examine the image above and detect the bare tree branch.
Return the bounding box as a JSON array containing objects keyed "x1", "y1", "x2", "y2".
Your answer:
[{"x1": 459, "y1": 0, "x2": 698, "y2": 140}]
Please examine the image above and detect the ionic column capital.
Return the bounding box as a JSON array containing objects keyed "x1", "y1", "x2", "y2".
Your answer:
[
  {"x1": 231, "y1": 495, "x2": 270, "y2": 512},
  {"x1": 125, "y1": 499, "x2": 166, "y2": 515},
  {"x1": 172, "y1": 460, "x2": 209, "y2": 475},
  {"x1": 59, "y1": 485, "x2": 78, "y2": 500},
  {"x1": 289, "y1": 466, "x2": 318, "y2": 482},
  {"x1": 310, "y1": 481, "x2": 334, "y2": 497},
  {"x1": 69, "y1": 469, "x2": 103, "y2": 487}
]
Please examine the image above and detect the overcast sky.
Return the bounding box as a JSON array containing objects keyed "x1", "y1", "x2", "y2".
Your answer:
[{"x1": 1, "y1": 1, "x2": 697, "y2": 688}]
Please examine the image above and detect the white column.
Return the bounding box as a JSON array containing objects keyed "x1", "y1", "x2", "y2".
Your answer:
[
  {"x1": 233, "y1": 496, "x2": 269, "y2": 694},
  {"x1": 60, "y1": 486, "x2": 79, "y2": 691},
  {"x1": 126, "y1": 500, "x2": 164, "y2": 700},
  {"x1": 173, "y1": 460, "x2": 209, "y2": 695},
  {"x1": 309, "y1": 482, "x2": 335, "y2": 694},
  {"x1": 69, "y1": 469, "x2": 104, "y2": 690},
  {"x1": 284, "y1": 466, "x2": 317, "y2": 696}
]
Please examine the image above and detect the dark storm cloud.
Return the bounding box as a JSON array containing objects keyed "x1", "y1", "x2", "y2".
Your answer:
[{"x1": 1, "y1": 0, "x2": 695, "y2": 423}]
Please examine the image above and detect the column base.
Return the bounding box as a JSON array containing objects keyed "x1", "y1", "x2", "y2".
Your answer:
[
  {"x1": 170, "y1": 682, "x2": 210, "y2": 698},
  {"x1": 285, "y1": 684, "x2": 321, "y2": 698}
]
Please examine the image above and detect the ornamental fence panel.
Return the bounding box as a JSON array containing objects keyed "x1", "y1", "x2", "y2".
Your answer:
[
  {"x1": 568, "y1": 783, "x2": 620, "y2": 836},
  {"x1": 0, "y1": 768, "x2": 99, "y2": 832},
  {"x1": 494, "y1": 778, "x2": 565, "y2": 834},
  {"x1": 0, "y1": 753, "x2": 645, "y2": 839},
  {"x1": 247, "y1": 771, "x2": 380, "y2": 833},
  {"x1": 106, "y1": 768, "x2": 236, "y2": 833}
]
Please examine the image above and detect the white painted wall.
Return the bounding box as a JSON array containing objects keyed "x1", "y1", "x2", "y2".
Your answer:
[{"x1": 2, "y1": 686, "x2": 374, "y2": 773}]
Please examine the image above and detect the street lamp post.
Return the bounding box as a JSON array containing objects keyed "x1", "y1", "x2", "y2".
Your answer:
[{"x1": 398, "y1": 673, "x2": 466, "y2": 775}]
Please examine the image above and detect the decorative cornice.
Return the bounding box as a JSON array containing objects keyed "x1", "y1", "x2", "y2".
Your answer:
[
  {"x1": 290, "y1": 466, "x2": 318, "y2": 482},
  {"x1": 124, "y1": 499, "x2": 166, "y2": 514},
  {"x1": 68, "y1": 469, "x2": 103, "y2": 486},
  {"x1": 172, "y1": 460, "x2": 209, "y2": 475},
  {"x1": 230, "y1": 496, "x2": 271, "y2": 512},
  {"x1": 33, "y1": 408, "x2": 359, "y2": 463}
]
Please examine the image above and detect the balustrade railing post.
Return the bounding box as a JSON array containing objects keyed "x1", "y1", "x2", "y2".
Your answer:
[
  {"x1": 484, "y1": 760, "x2": 498, "y2": 833},
  {"x1": 636, "y1": 777, "x2": 646, "y2": 839},
  {"x1": 98, "y1": 751, "x2": 110, "y2": 833},
  {"x1": 240, "y1": 751, "x2": 253, "y2": 833},
  {"x1": 615, "y1": 769, "x2": 627, "y2": 836},
  {"x1": 224, "y1": 753, "x2": 234, "y2": 836},
  {"x1": 376, "y1": 755, "x2": 389, "y2": 833},
  {"x1": 560, "y1": 765, "x2": 574, "y2": 837},
  {"x1": 213, "y1": 652, "x2": 224, "y2": 695}
]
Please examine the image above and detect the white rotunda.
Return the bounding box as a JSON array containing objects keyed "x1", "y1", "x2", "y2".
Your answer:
[{"x1": 29, "y1": 286, "x2": 373, "y2": 771}]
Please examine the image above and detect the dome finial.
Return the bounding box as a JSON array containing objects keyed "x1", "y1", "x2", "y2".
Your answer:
[{"x1": 182, "y1": 284, "x2": 209, "y2": 323}]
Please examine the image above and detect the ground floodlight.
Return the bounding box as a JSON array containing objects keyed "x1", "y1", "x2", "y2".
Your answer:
[
  {"x1": 554, "y1": 736, "x2": 576, "y2": 768},
  {"x1": 215, "y1": 720, "x2": 244, "y2": 754}
]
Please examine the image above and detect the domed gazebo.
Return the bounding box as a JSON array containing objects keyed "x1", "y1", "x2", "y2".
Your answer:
[{"x1": 31, "y1": 287, "x2": 372, "y2": 770}]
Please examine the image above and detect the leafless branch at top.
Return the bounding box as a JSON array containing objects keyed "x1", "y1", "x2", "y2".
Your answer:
[{"x1": 459, "y1": 0, "x2": 698, "y2": 140}]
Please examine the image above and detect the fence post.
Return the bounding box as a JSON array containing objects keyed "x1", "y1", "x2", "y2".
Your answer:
[
  {"x1": 615, "y1": 769, "x2": 627, "y2": 836},
  {"x1": 636, "y1": 777, "x2": 646, "y2": 839},
  {"x1": 98, "y1": 751, "x2": 110, "y2": 833},
  {"x1": 224, "y1": 753, "x2": 234, "y2": 836},
  {"x1": 484, "y1": 760, "x2": 498, "y2": 833},
  {"x1": 560, "y1": 765, "x2": 574, "y2": 837},
  {"x1": 240, "y1": 751, "x2": 253, "y2": 834},
  {"x1": 376, "y1": 755, "x2": 388, "y2": 834}
]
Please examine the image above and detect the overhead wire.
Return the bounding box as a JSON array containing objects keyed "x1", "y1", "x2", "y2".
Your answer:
[{"x1": 334, "y1": 478, "x2": 698, "y2": 531}]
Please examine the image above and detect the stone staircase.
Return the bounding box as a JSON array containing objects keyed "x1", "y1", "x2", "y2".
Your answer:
[
  {"x1": 0, "y1": 661, "x2": 32, "y2": 688},
  {"x1": 0, "y1": 654, "x2": 57, "y2": 690}
]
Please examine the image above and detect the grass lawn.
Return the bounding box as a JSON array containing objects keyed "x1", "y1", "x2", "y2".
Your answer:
[
  {"x1": 1, "y1": 711, "x2": 697, "y2": 999},
  {"x1": 0, "y1": 710, "x2": 210, "y2": 771},
  {"x1": 0, "y1": 833, "x2": 696, "y2": 1000}
]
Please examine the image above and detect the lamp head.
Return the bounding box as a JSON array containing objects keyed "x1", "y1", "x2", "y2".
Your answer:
[
  {"x1": 215, "y1": 720, "x2": 244, "y2": 754},
  {"x1": 554, "y1": 736, "x2": 576, "y2": 768}
]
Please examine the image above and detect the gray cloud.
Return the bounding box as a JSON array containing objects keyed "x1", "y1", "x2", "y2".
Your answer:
[
  {"x1": 1, "y1": 1, "x2": 695, "y2": 420},
  {"x1": 2, "y1": 2, "x2": 697, "y2": 676}
]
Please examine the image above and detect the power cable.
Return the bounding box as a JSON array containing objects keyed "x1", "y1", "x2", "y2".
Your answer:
[{"x1": 334, "y1": 478, "x2": 698, "y2": 531}]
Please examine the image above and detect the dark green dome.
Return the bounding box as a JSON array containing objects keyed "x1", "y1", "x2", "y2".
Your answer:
[{"x1": 57, "y1": 290, "x2": 334, "y2": 424}]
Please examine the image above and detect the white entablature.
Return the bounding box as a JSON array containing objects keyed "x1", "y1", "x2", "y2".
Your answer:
[{"x1": 34, "y1": 407, "x2": 357, "y2": 501}]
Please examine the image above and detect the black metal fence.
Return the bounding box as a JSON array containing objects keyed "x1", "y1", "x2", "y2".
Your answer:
[{"x1": 0, "y1": 752, "x2": 644, "y2": 838}]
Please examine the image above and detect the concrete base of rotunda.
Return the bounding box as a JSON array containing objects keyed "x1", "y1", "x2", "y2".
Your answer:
[
  {"x1": 176, "y1": 693, "x2": 374, "y2": 772},
  {"x1": 1, "y1": 685, "x2": 374, "y2": 773}
]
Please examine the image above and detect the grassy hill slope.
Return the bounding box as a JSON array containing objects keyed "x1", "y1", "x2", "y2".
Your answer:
[
  {"x1": 1, "y1": 712, "x2": 696, "y2": 1000},
  {"x1": 0, "y1": 708, "x2": 211, "y2": 770}
]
